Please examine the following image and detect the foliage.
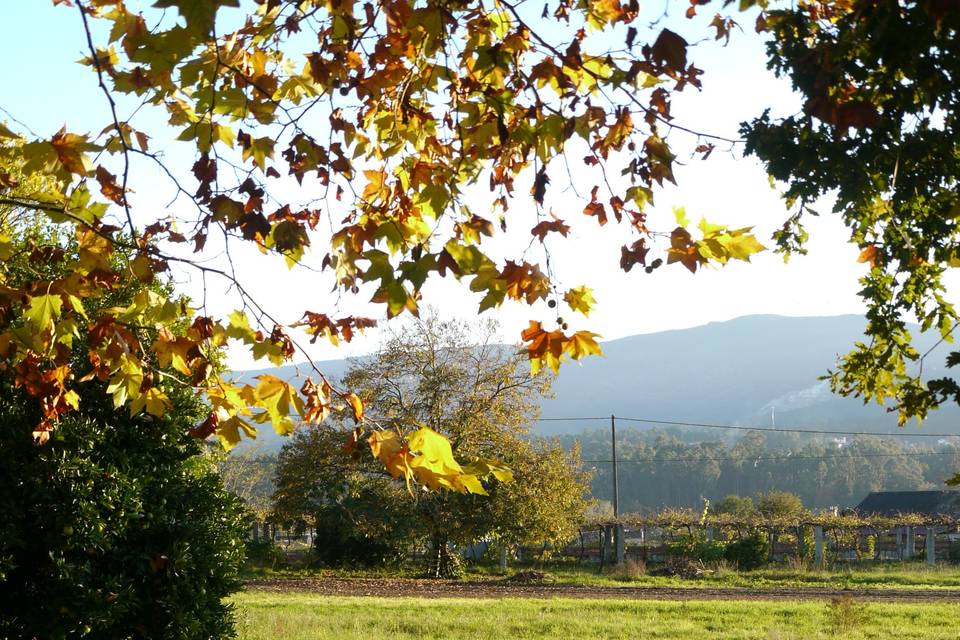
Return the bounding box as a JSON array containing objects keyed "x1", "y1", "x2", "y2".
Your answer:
[
  {"x1": 740, "y1": 4, "x2": 960, "y2": 430},
  {"x1": 272, "y1": 425, "x2": 419, "y2": 567},
  {"x1": 574, "y1": 428, "x2": 954, "y2": 512},
  {"x1": 273, "y1": 315, "x2": 590, "y2": 575},
  {"x1": 714, "y1": 495, "x2": 756, "y2": 520},
  {"x1": 0, "y1": 223, "x2": 247, "y2": 639},
  {"x1": 755, "y1": 490, "x2": 806, "y2": 521},
  {"x1": 215, "y1": 445, "x2": 277, "y2": 520},
  {"x1": 724, "y1": 531, "x2": 769, "y2": 571},
  {"x1": 244, "y1": 538, "x2": 287, "y2": 571},
  {"x1": 666, "y1": 535, "x2": 726, "y2": 564},
  {"x1": 0, "y1": 0, "x2": 771, "y2": 479}
]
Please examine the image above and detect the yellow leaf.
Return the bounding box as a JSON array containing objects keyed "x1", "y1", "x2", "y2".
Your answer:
[
  {"x1": 346, "y1": 392, "x2": 364, "y2": 422},
  {"x1": 25, "y1": 294, "x2": 63, "y2": 330},
  {"x1": 564, "y1": 285, "x2": 596, "y2": 317},
  {"x1": 368, "y1": 429, "x2": 413, "y2": 487},
  {"x1": 129, "y1": 386, "x2": 172, "y2": 417},
  {"x1": 252, "y1": 374, "x2": 304, "y2": 435},
  {"x1": 216, "y1": 414, "x2": 257, "y2": 450},
  {"x1": 564, "y1": 331, "x2": 604, "y2": 360}
]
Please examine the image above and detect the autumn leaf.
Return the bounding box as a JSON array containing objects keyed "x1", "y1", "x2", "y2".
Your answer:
[
  {"x1": 95, "y1": 165, "x2": 125, "y2": 205},
  {"x1": 564, "y1": 286, "x2": 596, "y2": 317},
  {"x1": 858, "y1": 244, "x2": 879, "y2": 268},
  {"x1": 24, "y1": 294, "x2": 63, "y2": 330},
  {"x1": 346, "y1": 392, "x2": 364, "y2": 423},
  {"x1": 530, "y1": 217, "x2": 570, "y2": 242},
  {"x1": 251, "y1": 374, "x2": 303, "y2": 436},
  {"x1": 129, "y1": 386, "x2": 172, "y2": 417}
]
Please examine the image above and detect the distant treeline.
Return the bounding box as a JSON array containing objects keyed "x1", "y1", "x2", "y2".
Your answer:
[{"x1": 565, "y1": 428, "x2": 960, "y2": 512}]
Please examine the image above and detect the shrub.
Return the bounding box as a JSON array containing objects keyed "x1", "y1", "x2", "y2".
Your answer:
[
  {"x1": 666, "y1": 534, "x2": 726, "y2": 563},
  {"x1": 724, "y1": 531, "x2": 769, "y2": 570},
  {"x1": 312, "y1": 513, "x2": 410, "y2": 567},
  {"x1": 245, "y1": 538, "x2": 287, "y2": 570},
  {"x1": 0, "y1": 383, "x2": 247, "y2": 639}
]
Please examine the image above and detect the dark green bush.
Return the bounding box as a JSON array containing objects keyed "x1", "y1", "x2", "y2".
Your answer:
[
  {"x1": 0, "y1": 383, "x2": 247, "y2": 639},
  {"x1": 312, "y1": 511, "x2": 410, "y2": 567},
  {"x1": 724, "y1": 531, "x2": 769, "y2": 570},
  {"x1": 245, "y1": 537, "x2": 287, "y2": 570},
  {"x1": 666, "y1": 534, "x2": 726, "y2": 563}
]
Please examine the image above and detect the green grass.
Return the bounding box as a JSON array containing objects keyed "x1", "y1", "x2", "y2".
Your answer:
[
  {"x1": 233, "y1": 592, "x2": 960, "y2": 639},
  {"x1": 510, "y1": 562, "x2": 960, "y2": 590},
  {"x1": 243, "y1": 560, "x2": 960, "y2": 591}
]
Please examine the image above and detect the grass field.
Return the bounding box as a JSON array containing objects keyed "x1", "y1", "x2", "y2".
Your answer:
[
  {"x1": 233, "y1": 592, "x2": 960, "y2": 640},
  {"x1": 244, "y1": 560, "x2": 960, "y2": 590}
]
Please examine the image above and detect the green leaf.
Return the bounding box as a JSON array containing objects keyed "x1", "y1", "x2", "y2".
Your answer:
[{"x1": 25, "y1": 294, "x2": 63, "y2": 330}]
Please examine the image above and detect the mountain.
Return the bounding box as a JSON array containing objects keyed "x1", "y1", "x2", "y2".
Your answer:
[
  {"x1": 540, "y1": 314, "x2": 959, "y2": 435},
  {"x1": 232, "y1": 315, "x2": 960, "y2": 451}
]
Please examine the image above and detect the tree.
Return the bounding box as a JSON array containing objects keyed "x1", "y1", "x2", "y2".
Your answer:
[
  {"x1": 714, "y1": 495, "x2": 755, "y2": 520},
  {"x1": 0, "y1": 0, "x2": 766, "y2": 477},
  {"x1": 739, "y1": 4, "x2": 960, "y2": 431},
  {"x1": 272, "y1": 425, "x2": 420, "y2": 567},
  {"x1": 0, "y1": 221, "x2": 247, "y2": 639},
  {"x1": 755, "y1": 490, "x2": 806, "y2": 521},
  {"x1": 273, "y1": 315, "x2": 590, "y2": 576},
  {"x1": 3, "y1": 0, "x2": 956, "y2": 485}
]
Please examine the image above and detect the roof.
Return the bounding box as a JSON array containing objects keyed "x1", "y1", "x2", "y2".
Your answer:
[{"x1": 856, "y1": 491, "x2": 960, "y2": 517}]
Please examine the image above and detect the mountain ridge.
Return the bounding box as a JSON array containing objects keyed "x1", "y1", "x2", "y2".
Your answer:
[{"x1": 231, "y1": 314, "x2": 960, "y2": 450}]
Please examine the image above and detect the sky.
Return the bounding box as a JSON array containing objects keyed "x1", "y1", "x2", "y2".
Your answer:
[{"x1": 0, "y1": 1, "x2": 912, "y2": 371}]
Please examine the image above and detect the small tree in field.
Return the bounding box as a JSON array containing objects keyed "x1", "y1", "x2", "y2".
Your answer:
[{"x1": 273, "y1": 314, "x2": 590, "y2": 576}]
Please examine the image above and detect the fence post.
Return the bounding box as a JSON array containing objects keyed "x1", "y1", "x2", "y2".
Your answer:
[
  {"x1": 905, "y1": 527, "x2": 915, "y2": 560},
  {"x1": 499, "y1": 542, "x2": 508, "y2": 573},
  {"x1": 814, "y1": 525, "x2": 824, "y2": 568},
  {"x1": 615, "y1": 524, "x2": 625, "y2": 565},
  {"x1": 251, "y1": 521, "x2": 259, "y2": 541},
  {"x1": 926, "y1": 526, "x2": 936, "y2": 565}
]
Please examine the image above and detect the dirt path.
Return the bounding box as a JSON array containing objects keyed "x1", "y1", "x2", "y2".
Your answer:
[{"x1": 244, "y1": 577, "x2": 960, "y2": 603}]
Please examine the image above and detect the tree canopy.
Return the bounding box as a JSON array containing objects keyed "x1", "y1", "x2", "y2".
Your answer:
[
  {"x1": 1, "y1": 0, "x2": 959, "y2": 483},
  {"x1": 272, "y1": 315, "x2": 590, "y2": 575}
]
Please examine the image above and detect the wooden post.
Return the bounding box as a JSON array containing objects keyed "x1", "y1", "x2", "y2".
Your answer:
[
  {"x1": 615, "y1": 524, "x2": 625, "y2": 565},
  {"x1": 814, "y1": 526, "x2": 824, "y2": 568},
  {"x1": 498, "y1": 543, "x2": 508, "y2": 573},
  {"x1": 926, "y1": 526, "x2": 936, "y2": 565},
  {"x1": 905, "y1": 527, "x2": 915, "y2": 560},
  {"x1": 251, "y1": 521, "x2": 259, "y2": 541}
]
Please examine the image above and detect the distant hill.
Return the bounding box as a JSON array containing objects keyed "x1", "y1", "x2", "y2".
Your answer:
[{"x1": 233, "y1": 315, "x2": 960, "y2": 450}]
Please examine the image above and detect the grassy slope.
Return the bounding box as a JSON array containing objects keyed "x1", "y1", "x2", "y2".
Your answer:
[{"x1": 234, "y1": 592, "x2": 960, "y2": 640}]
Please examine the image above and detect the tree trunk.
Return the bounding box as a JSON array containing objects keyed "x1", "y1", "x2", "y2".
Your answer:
[{"x1": 427, "y1": 532, "x2": 458, "y2": 579}]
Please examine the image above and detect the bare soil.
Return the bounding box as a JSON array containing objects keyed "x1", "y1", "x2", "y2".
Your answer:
[{"x1": 243, "y1": 577, "x2": 960, "y2": 602}]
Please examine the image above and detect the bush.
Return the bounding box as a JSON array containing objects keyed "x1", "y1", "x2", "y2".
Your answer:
[
  {"x1": 312, "y1": 513, "x2": 410, "y2": 567},
  {"x1": 666, "y1": 534, "x2": 726, "y2": 563},
  {"x1": 724, "y1": 531, "x2": 769, "y2": 570},
  {"x1": 245, "y1": 538, "x2": 287, "y2": 570},
  {"x1": 0, "y1": 383, "x2": 247, "y2": 639}
]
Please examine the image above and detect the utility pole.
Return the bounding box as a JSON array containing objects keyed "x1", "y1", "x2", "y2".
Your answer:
[
  {"x1": 611, "y1": 414, "x2": 624, "y2": 564},
  {"x1": 611, "y1": 414, "x2": 619, "y2": 517}
]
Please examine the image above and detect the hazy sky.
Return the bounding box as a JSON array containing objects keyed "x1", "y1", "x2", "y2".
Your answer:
[{"x1": 1, "y1": 2, "x2": 915, "y2": 370}]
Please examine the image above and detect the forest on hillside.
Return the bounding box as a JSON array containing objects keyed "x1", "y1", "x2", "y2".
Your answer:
[{"x1": 572, "y1": 429, "x2": 960, "y2": 512}]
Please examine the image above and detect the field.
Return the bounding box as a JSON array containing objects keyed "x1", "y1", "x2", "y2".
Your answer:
[
  {"x1": 244, "y1": 560, "x2": 960, "y2": 591},
  {"x1": 233, "y1": 592, "x2": 960, "y2": 640}
]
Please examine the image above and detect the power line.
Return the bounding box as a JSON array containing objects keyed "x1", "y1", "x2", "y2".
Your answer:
[
  {"x1": 582, "y1": 451, "x2": 960, "y2": 464},
  {"x1": 537, "y1": 415, "x2": 960, "y2": 439}
]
